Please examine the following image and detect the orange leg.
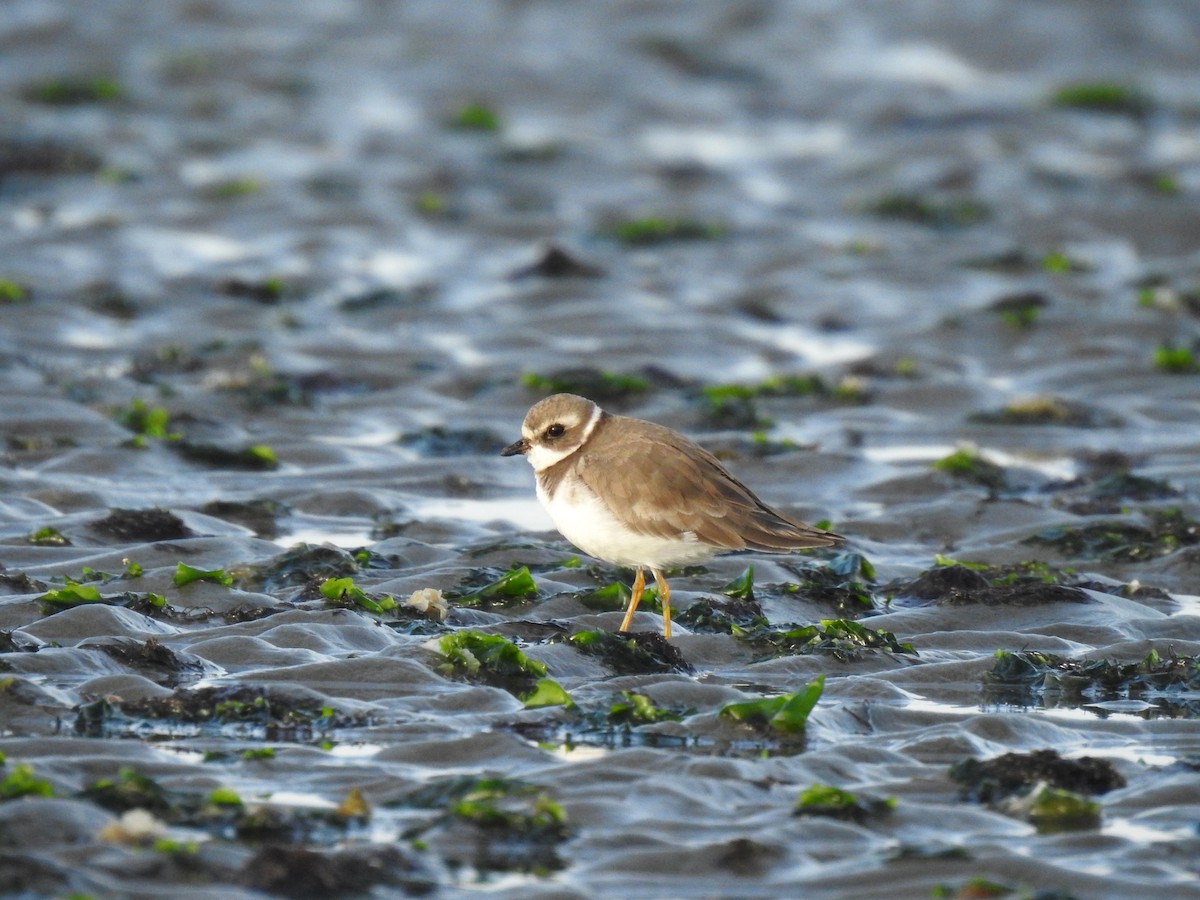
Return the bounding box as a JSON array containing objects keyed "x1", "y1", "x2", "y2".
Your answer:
[
  {"x1": 652, "y1": 568, "x2": 671, "y2": 640},
  {"x1": 619, "y1": 567, "x2": 645, "y2": 632}
]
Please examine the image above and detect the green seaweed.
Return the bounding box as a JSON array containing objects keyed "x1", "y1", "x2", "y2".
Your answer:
[
  {"x1": 696, "y1": 374, "x2": 867, "y2": 428},
  {"x1": 697, "y1": 389, "x2": 769, "y2": 429},
  {"x1": 0, "y1": 763, "x2": 54, "y2": 799},
  {"x1": 115, "y1": 398, "x2": 176, "y2": 440},
  {"x1": 209, "y1": 786, "x2": 244, "y2": 807},
  {"x1": 174, "y1": 563, "x2": 234, "y2": 587},
  {"x1": 607, "y1": 691, "x2": 683, "y2": 725},
  {"x1": 577, "y1": 580, "x2": 631, "y2": 611},
  {"x1": 720, "y1": 566, "x2": 755, "y2": 601},
  {"x1": 28, "y1": 526, "x2": 70, "y2": 546},
  {"x1": 204, "y1": 178, "x2": 264, "y2": 200},
  {"x1": 0, "y1": 279, "x2": 28, "y2": 303},
  {"x1": 37, "y1": 588, "x2": 169, "y2": 618},
  {"x1": 23, "y1": 75, "x2": 124, "y2": 105},
  {"x1": 1026, "y1": 786, "x2": 1101, "y2": 833},
  {"x1": 450, "y1": 102, "x2": 501, "y2": 131},
  {"x1": 521, "y1": 678, "x2": 573, "y2": 709},
  {"x1": 932, "y1": 445, "x2": 1007, "y2": 491},
  {"x1": 992, "y1": 292, "x2": 1046, "y2": 328},
  {"x1": 609, "y1": 216, "x2": 726, "y2": 245},
  {"x1": 867, "y1": 193, "x2": 990, "y2": 229},
  {"x1": 37, "y1": 584, "x2": 104, "y2": 606},
  {"x1": 794, "y1": 783, "x2": 895, "y2": 822},
  {"x1": 521, "y1": 369, "x2": 651, "y2": 402},
  {"x1": 437, "y1": 631, "x2": 547, "y2": 697},
  {"x1": 453, "y1": 565, "x2": 539, "y2": 608},
  {"x1": 1050, "y1": 81, "x2": 1150, "y2": 115},
  {"x1": 415, "y1": 190, "x2": 448, "y2": 215},
  {"x1": 1153, "y1": 343, "x2": 1199, "y2": 374},
  {"x1": 1150, "y1": 172, "x2": 1179, "y2": 195},
  {"x1": 1042, "y1": 251, "x2": 1095, "y2": 275},
  {"x1": 825, "y1": 551, "x2": 876, "y2": 582},
  {"x1": 719, "y1": 675, "x2": 824, "y2": 733},
  {"x1": 50, "y1": 564, "x2": 137, "y2": 585},
  {"x1": 81, "y1": 767, "x2": 171, "y2": 814},
  {"x1": 319, "y1": 576, "x2": 397, "y2": 615}
]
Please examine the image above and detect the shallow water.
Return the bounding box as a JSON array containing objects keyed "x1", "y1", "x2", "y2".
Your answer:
[{"x1": 2, "y1": 1, "x2": 1200, "y2": 897}]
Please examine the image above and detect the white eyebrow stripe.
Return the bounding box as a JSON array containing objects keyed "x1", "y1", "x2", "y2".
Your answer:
[{"x1": 578, "y1": 401, "x2": 603, "y2": 443}]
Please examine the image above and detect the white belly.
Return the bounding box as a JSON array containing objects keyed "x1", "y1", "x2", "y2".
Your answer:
[{"x1": 537, "y1": 476, "x2": 716, "y2": 569}]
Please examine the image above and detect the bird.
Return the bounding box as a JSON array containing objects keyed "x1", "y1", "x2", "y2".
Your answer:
[{"x1": 501, "y1": 393, "x2": 843, "y2": 638}]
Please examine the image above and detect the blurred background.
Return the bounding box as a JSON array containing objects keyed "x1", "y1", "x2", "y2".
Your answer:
[{"x1": 3, "y1": 0, "x2": 1198, "y2": 541}]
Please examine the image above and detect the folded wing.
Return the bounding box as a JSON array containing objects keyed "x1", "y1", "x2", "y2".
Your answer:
[{"x1": 578, "y1": 421, "x2": 841, "y2": 552}]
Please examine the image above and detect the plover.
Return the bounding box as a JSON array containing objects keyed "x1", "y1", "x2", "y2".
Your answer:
[{"x1": 501, "y1": 393, "x2": 842, "y2": 638}]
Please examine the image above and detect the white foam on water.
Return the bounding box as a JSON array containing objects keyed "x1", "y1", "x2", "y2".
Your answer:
[{"x1": 406, "y1": 496, "x2": 553, "y2": 531}]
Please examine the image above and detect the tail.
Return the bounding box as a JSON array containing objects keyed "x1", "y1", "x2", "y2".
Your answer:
[{"x1": 741, "y1": 520, "x2": 844, "y2": 553}]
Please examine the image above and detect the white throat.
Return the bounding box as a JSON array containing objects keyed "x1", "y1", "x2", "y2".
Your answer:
[{"x1": 524, "y1": 401, "x2": 602, "y2": 472}]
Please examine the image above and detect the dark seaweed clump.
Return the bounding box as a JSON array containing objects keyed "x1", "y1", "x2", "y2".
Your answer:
[
  {"x1": 88, "y1": 637, "x2": 208, "y2": 686},
  {"x1": 676, "y1": 594, "x2": 768, "y2": 632},
  {"x1": 681, "y1": 556, "x2": 878, "y2": 629},
  {"x1": 564, "y1": 629, "x2": 693, "y2": 674},
  {"x1": 1054, "y1": 470, "x2": 1180, "y2": 517},
  {"x1": 1025, "y1": 508, "x2": 1200, "y2": 562},
  {"x1": 793, "y1": 783, "x2": 895, "y2": 824},
  {"x1": 733, "y1": 619, "x2": 916, "y2": 661},
  {"x1": 400, "y1": 776, "x2": 571, "y2": 875},
  {"x1": 887, "y1": 562, "x2": 1090, "y2": 606},
  {"x1": 199, "y1": 498, "x2": 288, "y2": 538},
  {"x1": 950, "y1": 748, "x2": 1125, "y2": 803},
  {"x1": 508, "y1": 244, "x2": 604, "y2": 279},
  {"x1": 779, "y1": 552, "x2": 879, "y2": 614},
  {"x1": 983, "y1": 648, "x2": 1200, "y2": 718},
  {"x1": 75, "y1": 685, "x2": 365, "y2": 741},
  {"x1": 23, "y1": 755, "x2": 433, "y2": 895},
  {"x1": 243, "y1": 544, "x2": 372, "y2": 594},
  {"x1": 969, "y1": 395, "x2": 1122, "y2": 428},
  {"x1": 239, "y1": 844, "x2": 436, "y2": 898},
  {"x1": 436, "y1": 631, "x2": 554, "y2": 700},
  {"x1": 951, "y1": 748, "x2": 1122, "y2": 834},
  {"x1": 89, "y1": 507, "x2": 194, "y2": 542},
  {"x1": 398, "y1": 425, "x2": 505, "y2": 457}
]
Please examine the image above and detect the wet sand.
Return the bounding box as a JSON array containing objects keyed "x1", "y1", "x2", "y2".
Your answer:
[{"x1": 2, "y1": 1, "x2": 1200, "y2": 897}]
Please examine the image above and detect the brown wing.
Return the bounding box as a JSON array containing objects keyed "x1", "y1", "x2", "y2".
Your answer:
[{"x1": 577, "y1": 416, "x2": 841, "y2": 552}]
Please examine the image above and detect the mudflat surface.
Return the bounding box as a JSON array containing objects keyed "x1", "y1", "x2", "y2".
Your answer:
[{"x1": 2, "y1": 1, "x2": 1199, "y2": 898}]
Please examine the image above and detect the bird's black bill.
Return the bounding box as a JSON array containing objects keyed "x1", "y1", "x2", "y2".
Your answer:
[{"x1": 500, "y1": 438, "x2": 529, "y2": 457}]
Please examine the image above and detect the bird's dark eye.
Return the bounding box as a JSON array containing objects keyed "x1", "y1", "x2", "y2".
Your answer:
[{"x1": 545, "y1": 423, "x2": 566, "y2": 439}]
